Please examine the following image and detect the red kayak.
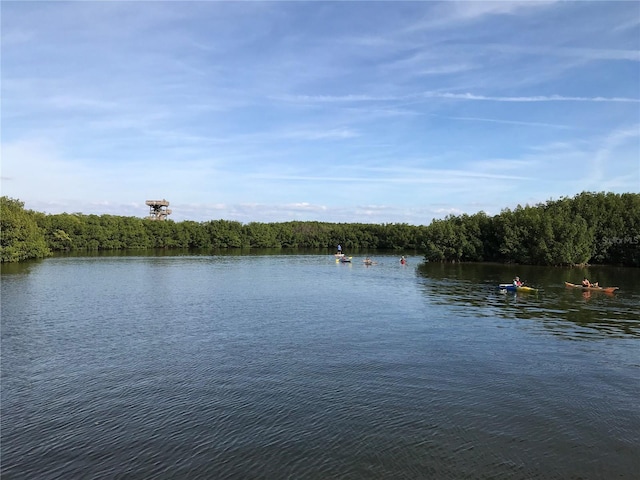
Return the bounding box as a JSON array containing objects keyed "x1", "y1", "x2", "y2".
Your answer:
[{"x1": 565, "y1": 282, "x2": 619, "y2": 293}]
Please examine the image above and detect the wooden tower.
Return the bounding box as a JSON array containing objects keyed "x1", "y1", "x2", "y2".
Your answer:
[{"x1": 146, "y1": 199, "x2": 172, "y2": 220}]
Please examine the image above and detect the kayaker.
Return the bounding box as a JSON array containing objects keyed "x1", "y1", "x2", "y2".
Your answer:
[
  {"x1": 582, "y1": 277, "x2": 599, "y2": 288},
  {"x1": 400, "y1": 256, "x2": 406, "y2": 265},
  {"x1": 513, "y1": 276, "x2": 523, "y2": 287}
]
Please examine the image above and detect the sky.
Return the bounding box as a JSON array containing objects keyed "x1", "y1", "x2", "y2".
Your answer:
[{"x1": 2, "y1": 1, "x2": 639, "y2": 225}]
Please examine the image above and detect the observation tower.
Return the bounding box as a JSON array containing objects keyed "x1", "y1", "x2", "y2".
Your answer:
[{"x1": 145, "y1": 199, "x2": 172, "y2": 220}]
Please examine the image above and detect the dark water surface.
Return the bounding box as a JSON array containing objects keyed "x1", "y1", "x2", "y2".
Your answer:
[{"x1": 2, "y1": 254, "x2": 639, "y2": 479}]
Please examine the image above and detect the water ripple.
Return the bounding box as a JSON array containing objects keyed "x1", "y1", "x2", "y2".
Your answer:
[{"x1": 2, "y1": 256, "x2": 639, "y2": 479}]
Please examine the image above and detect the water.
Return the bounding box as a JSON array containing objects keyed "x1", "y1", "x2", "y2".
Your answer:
[{"x1": 2, "y1": 254, "x2": 639, "y2": 479}]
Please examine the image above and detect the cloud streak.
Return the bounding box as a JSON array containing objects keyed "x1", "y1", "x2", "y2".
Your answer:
[{"x1": 276, "y1": 92, "x2": 640, "y2": 104}]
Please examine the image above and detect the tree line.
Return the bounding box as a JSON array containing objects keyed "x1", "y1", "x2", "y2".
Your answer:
[
  {"x1": 1, "y1": 192, "x2": 638, "y2": 266},
  {"x1": 422, "y1": 192, "x2": 639, "y2": 266}
]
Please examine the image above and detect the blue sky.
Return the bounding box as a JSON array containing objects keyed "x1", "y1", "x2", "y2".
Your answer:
[{"x1": 2, "y1": 1, "x2": 639, "y2": 225}]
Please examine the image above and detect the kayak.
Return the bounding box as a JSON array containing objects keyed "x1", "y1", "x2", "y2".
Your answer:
[
  {"x1": 565, "y1": 282, "x2": 619, "y2": 293},
  {"x1": 339, "y1": 256, "x2": 352, "y2": 263},
  {"x1": 498, "y1": 284, "x2": 537, "y2": 292}
]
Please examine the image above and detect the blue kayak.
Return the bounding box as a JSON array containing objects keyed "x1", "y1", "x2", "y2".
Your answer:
[{"x1": 498, "y1": 283, "x2": 537, "y2": 292}]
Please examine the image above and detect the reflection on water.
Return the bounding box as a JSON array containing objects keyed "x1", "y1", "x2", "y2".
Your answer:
[
  {"x1": 0, "y1": 259, "x2": 42, "y2": 276},
  {"x1": 417, "y1": 262, "x2": 640, "y2": 339}
]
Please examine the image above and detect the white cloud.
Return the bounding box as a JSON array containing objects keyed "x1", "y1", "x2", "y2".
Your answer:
[
  {"x1": 280, "y1": 127, "x2": 360, "y2": 140},
  {"x1": 449, "y1": 0, "x2": 559, "y2": 21},
  {"x1": 435, "y1": 115, "x2": 572, "y2": 130},
  {"x1": 404, "y1": 0, "x2": 559, "y2": 32},
  {"x1": 274, "y1": 92, "x2": 639, "y2": 105},
  {"x1": 424, "y1": 92, "x2": 640, "y2": 103},
  {"x1": 47, "y1": 95, "x2": 119, "y2": 110}
]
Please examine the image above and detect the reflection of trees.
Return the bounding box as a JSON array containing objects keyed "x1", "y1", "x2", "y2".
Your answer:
[
  {"x1": 0, "y1": 260, "x2": 41, "y2": 275},
  {"x1": 416, "y1": 263, "x2": 640, "y2": 339}
]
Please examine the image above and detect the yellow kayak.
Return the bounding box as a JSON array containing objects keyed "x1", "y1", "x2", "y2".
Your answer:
[{"x1": 498, "y1": 284, "x2": 537, "y2": 292}]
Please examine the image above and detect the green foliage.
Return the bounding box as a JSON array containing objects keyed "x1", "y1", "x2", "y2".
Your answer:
[
  {"x1": 244, "y1": 222, "x2": 280, "y2": 248},
  {"x1": 422, "y1": 192, "x2": 639, "y2": 266},
  {"x1": 3, "y1": 192, "x2": 638, "y2": 266},
  {"x1": 1, "y1": 197, "x2": 51, "y2": 262},
  {"x1": 205, "y1": 220, "x2": 244, "y2": 248},
  {"x1": 423, "y1": 213, "x2": 489, "y2": 263}
]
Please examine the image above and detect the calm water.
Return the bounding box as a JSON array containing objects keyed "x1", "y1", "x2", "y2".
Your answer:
[{"x1": 2, "y1": 253, "x2": 639, "y2": 479}]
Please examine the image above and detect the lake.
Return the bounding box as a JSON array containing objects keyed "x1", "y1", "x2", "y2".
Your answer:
[{"x1": 2, "y1": 252, "x2": 639, "y2": 479}]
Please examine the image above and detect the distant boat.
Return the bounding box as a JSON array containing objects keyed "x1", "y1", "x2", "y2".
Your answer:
[{"x1": 565, "y1": 282, "x2": 618, "y2": 293}]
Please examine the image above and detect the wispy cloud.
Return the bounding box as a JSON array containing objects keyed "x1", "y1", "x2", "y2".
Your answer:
[
  {"x1": 250, "y1": 168, "x2": 530, "y2": 184},
  {"x1": 404, "y1": 0, "x2": 559, "y2": 32},
  {"x1": 447, "y1": 0, "x2": 560, "y2": 21},
  {"x1": 2, "y1": 1, "x2": 638, "y2": 225},
  {"x1": 613, "y1": 17, "x2": 640, "y2": 32},
  {"x1": 275, "y1": 92, "x2": 639, "y2": 105},
  {"x1": 48, "y1": 95, "x2": 119, "y2": 110},
  {"x1": 281, "y1": 128, "x2": 360, "y2": 140},
  {"x1": 424, "y1": 92, "x2": 640, "y2": 103},
  {"x1": 587, "y1": 125, "x2": 640, "y2": 189},
  {"x1": 436, "y1": 115, "x2": 572, "y2": 130},
  {"x1": 0, "y1": 28, "x2": 35, "y2": 45},
  {"x1": 272, "y1": 94, "x2": 395, "y2": 103}
]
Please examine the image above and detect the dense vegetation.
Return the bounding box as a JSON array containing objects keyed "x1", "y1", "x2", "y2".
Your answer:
[
  {"x1": 0, "y1": 197, "x2": 51, "y2": 263},
  {"x1": 1, "y1": 192, "x2": 638, "y2": 266},
  {"x1": 422, "y1": 192, "x2": 639, "y2": 266}
]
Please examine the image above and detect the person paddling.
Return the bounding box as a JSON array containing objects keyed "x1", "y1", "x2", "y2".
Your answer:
[
  {"x1": 513, "y1": 276, "x2": 523, "y2": 287},
  {"x1": 582, "y1": 277, "x2": 598, "y2": 288}
]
